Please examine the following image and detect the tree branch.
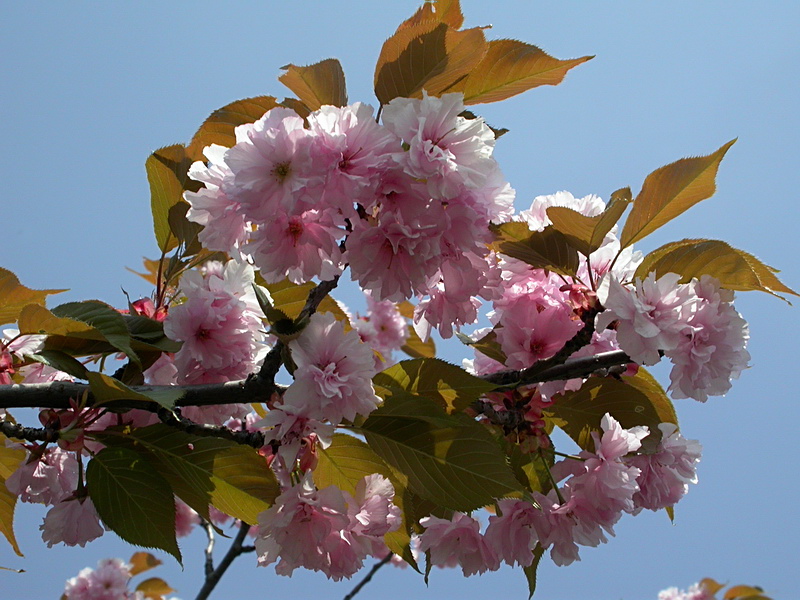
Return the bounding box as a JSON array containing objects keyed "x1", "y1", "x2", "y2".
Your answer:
[
  {"x1": 195, "y1": 521, "x2": 252, "y2": 600},
  {"x1": 343, "y1": 553, "x2": 393, "y2": 600}
]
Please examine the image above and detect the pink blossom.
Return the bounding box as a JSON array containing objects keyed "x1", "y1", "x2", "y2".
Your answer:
[
  {"x1": 6, "y1": 446, "x2": 79, "y2": 505},
  {"x1": 175, "y1": 497, "x2": 201, "y2": 537},
  {"x1": 64, "y1": 558, "x2": 137, "y2": 600},
  {"x1": 353, "y1": 294, "x2": 408, "y2": 368},
  {"x1": 418, "y1": 512, "x2": 499, "y2": 576},
  {"x1": 41, "y1": 496, "x2": 104, "y2": 547},
  {"x1": 283, "y1": 312, "x2": 380, "y2": 424},
  {"x1": 597, "y1": 272, "x2": 695, "y2": 366},
  {"x1": 666, "y1": 275, "x2": 750, "y2": 401},
  {"x1": 484, "y1": 499, "x2": 540, "y2": 567},
  {"x1": 658, "y1": 582, "x2": 714, "y2": 600},
  {"x1": 520, "y1": 190, "x2": 605, "y2": 232},
  {"x1": 627, "y1": 423, "x2": 702, "y2": 512},
  {"x1": 346, "y1": 474, "x2": 402, "y2": 539},
  {"x1": 255, "y1": 404, "x2": 334, "y2": 468}
]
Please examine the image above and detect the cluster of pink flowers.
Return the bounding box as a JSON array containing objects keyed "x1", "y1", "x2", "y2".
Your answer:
[
  {"x1": 417, "y1": 414, "x2": 701, "y2": 572},
  {"x1": 63, "y1": 558, "x2": 145, "y2": 600},
  {"x1": 352, "y1": 294, "x2": 409, "y2": 369},
  {"x1": 255, "y1": 471, "x2": 401, "y2": 580}
]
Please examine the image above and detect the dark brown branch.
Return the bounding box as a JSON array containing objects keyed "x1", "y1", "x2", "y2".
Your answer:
[
  {"x1": 343, "y1": 553, "x2": 394, "y2": 600},
  {"x1": 0, "y1": 420, "x2": 59, "y2": 444},
  {"x1": 157, "y1": 408, "x2": 266, "y2": 448},
  {"x1": 195, "y1": 521, "x2": 252, "y2": 600}
]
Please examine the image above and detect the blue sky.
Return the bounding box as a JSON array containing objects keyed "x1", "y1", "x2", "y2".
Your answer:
[{"x1": 2, "y1": 2, "x2": 799, "y2": 599}]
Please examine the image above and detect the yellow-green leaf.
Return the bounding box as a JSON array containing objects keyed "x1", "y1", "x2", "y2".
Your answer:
[
  {"x1": 88, "y1": 372, "x2": 182, "y2": 410},
  {"x1": 634, "y1": 239, "x2": 798, "y2": 302},
  {"x1": 129, "y1": 551, "x2": 162, "y2": 577},
  {"x1": 146, "y1": 144, "x2": 198, "y2": 253},
  {"x1": 0, "y1": 480, "x2": 22, "y2": 556},
  {"x1": 546, "y1": 193, "x2": 632, "y2": 257},
  {"x1": 135, "y1": 577, "x2": 176, "y2": 600},
  {"x1": 489, "y1": 223, "x2": 579, "y2": 277},
  {"x1": 0, "y1": 439, "x2": 25, "y2": 480},
  {"x1": 620, "y1": 140, "x2": 736, "y2": 248},
  {"x1": 17, "y1": 304, "x2": 94, "y2": 337},
  {"x1": 264, "y1": 278, "x2": 350, "y2": 329},
  {"x1": 374, "y1": 21, "x2": 487, "y2": 105},
  {"x1": 401, "y1": 325, "x2": 436, "y2": 358},
  {"x1": 279, "y1": 59, "x2": 347, "y2": 111},
  {"x1": 700, "y1": 578, "x2": 726, "y2": 596},
  {"x1": 0, "y1": 267, "x2": 65, "y2": 326},
  {"x1": 187, "y1": 96, "x2": 280, "y2": 160},
  {"x1": 447, "y1": 39, "x2": 593, "y2": 105}
]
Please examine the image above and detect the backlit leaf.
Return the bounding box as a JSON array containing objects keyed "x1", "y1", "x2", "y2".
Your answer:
[
  {"x1": 546, "y1": 369, "x2": 677, "y2": 452},
  {"x1": 399, "y1": 0, "x2": 463, "y2": 30},
  {"x1": 0, "y1": 439, "x2": 25, "y2": 480},
  {"x1": 634, "y1": 239, "x2": 798, "y2": 302},
  {"x1": 724, "y1": 585, "x2": 769, "y2": 600},
  {"x1": 129, "y1": 552, "x2": 162, "y2": 577},
  {"x1": 374, "y1": 21, "x2": 487, "y2": 105},
  {"x1": 87, "y1": 446, "x2": 181, "y2": 562},
  {"x1": 187, "y1": 96, "x2": 280, "y2": 160},
  {"x1": 97, "y1": 425, "x2": 279, "y2": 526},
  {"x1": 0, "y1": 480, "x2": 22, "y2": 556},
  {"x1": 620, "y1": 140, "x2": 736, "y2": 248},
  {"x1": 400, "y1": 325, "x2": 436, "y2": 359},
  {"x1": 88, "y1": 372, "x2": 182, "y2": 410},
  {"x1": 0, "y1": 267, "x2": 65, "y2": 326},
  {"x1": 51, "y1": 301, "x2": 140, "y2": 366},
  {"x1": 135, "y1": 577, "x2": 175, "y2": 600},
  {"x1": 489, "y1": 223, "x2": 579, "y2": 277},
  {"x1": 146, "y1": 144, "x2": 199, "y2": 253},
  {"x1": 546, "y1": 192, "x2": 632, "y2": 256},
  {"x1": 29, "y1": 350, "x2": 90, "y2": 380},
  {"x1": 279, "y1": 59, "x2": 347, "y2": 110},
  {"x1": 447, "y1": 39, "x2": 593, "y2": 105},
  {"x1": 126, "y1": 257, "x2": 161, "y2": 286},
  {"x1": 360, "y1": 394, "x2": 522, "y2": 510},
  {"x1": 264, "y1": 278, "x2": 350, "y2": 329},
  {"x1": 457, "y1": 328, "x2": 508, "y2": 366},
  {"x1": 373, "y1": 358, "x2": 495, "y2": 414},
  {"x1": 167, "y1": 201, "x2": 203, "y2": 256}
]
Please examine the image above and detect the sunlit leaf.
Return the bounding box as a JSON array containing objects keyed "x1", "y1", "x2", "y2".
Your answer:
[
  {"x1": 620, "y1": 140, "x2": 736, "y2": 247},
  {"x1": 724, "y1": 585, "x2": 770, "y2": 600},
  {"x1": 399, "y1": 0, "x2": 464, "y2": 30},
  {"x1": 0, "y1": 267, "x2": 66, "y2": 326},
  {"x1": 546, "y1": 192, "x2": 631, "y2": 256},
  {"x1": 400, "y1": 325, "x2": 436, "y2": 359},
  {"x1": 634, "y1": 239, "x2": 798, "y2": 302},
  {"x1": 359, "y1": 393, "x2": 522, "y2": 510},
  {"x1": 700, "y1": 578, "x2": 726, "y2": 596},
  {"x1": 51, "y1": 301, "x2": 140, "y2": 366},
  {"x1": 28, "y1": 350, "x2": 89, "y2": 380},
  {"x1": 489, "y1": 223, "x2": 579, "y2": 277},
  {"x1": 126, "y1": 257, "x2": 161, "y2": 286},
  {"x1": 187, "y1": 96, "x2": 280, "y2": 160},
  {"x1": 546, "y1": 369, "x2": 677, "y2": 452},
  {"x1": 447, "y1": 39, "x2": 593, "y2": 105},
  {"x1": 457, "y1": 328, "x2": 508, "y2": 366},
  {"x1": 523, "y1": 545, "x2": 545, "y2": 599},
  {"x1": 129, "y1": 551, "x2": 162, "y2": 577},
  {"x1": 146, "y1": 144, "x2": 200, "y2": 253},
  {"x1": 374, "y1": 358, "x2": 495, "y2": 414},
  {"x1": 87, "y1": 446, "x2": 181, "y2": 562},
  {"x1": 135, "y1": 577, "x2": 176, "y2": 600},
  {"x1": 0, "y1": 480, "x2": 22, "y2": 556},
  {"x1": 279, "y1": 59, "x2": 347, "y2": 110},
  {"x1": 0, "y1": 439, "x2": 25, "y2": 480},
  {"x1": 374, "y1": 21, "x2": 487, "y2": 105},
  {"x1": 88, "y1": 372, "x2": 182, "y2": 410},
  {"x1": 263, "y1": 278, "x2": 350, "y2": 329},
  {"x1": 97, "y1": 425, "x2": 279, "y2": 526}
]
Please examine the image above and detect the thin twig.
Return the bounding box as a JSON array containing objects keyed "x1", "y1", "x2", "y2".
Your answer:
[
  {"x1": 343, "y1": 553, "x2": 393, "y2": 600},
  {"x1": 202, "y1": 521, "x2": 215, "y2": 578},
  {"x1": 195, "y1": 521, "x2": 252, "y2": 600}
]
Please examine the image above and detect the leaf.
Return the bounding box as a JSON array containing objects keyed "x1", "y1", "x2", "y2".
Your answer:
[
  {"x1": 129, "y1": 551, "x2": 162, "y2": 576},
  {"x1": 135, "y1": 577, "x2": 176, "y2": 600},
  {"x1": 264, "y1": 278, "x2": 350, "y2": 329},
  {"x1": 400, "y1": 325, "x2": 436, "y2": 359},
  {"x1": 29, "y1": 350, "x2": 90, "y2": 380},
  {"x1": 51, "y1": 301, "x2": 140, "y2": 366},
  {"x1": 0, "y1": 267, "x2": 65, "y2": 326},
  {"x1": 458, "y1": 328, "x2": 508, "y2": 366},
  {"x1": 0, "y1": 481, "x2": 22, "y2": 556},
  {"x1": 399, "y1": 0, "x2": 464, "y2": 30},
  {"x1": 489, "y1": 223, "x2": 579, "y2": 277},
  {"x1": 187, "y1": 96, "x2": 280, "y2": 160},
  {"x1": 359, "y1": 393, "x2": 522, "y2": 511},
  {"x1": 620, "y1": 140, "x2": 736, "y2": 248},
  {"x1": 373, "y1": 358, "x2": 495, "y2": 414},
  {"x1": 546, "y1": 193, "x2": 632, "y2": 256},
  {"x1": 374, "y1": 21, "x2": 487, "y2": 105},
  {"x1": 17, "y1": 304, "x2": 94, "y2": 337},
  {"x1": 724, "y1": 585, "x2": 769, "y2": 600},
  {"x1": 97, "y1": 425, "x2": 279, "y2": 526},
  {"x1": 279, "y1": 59, "x2": 347, "y2": 111},
  {"x1": 126, "y1": 257, "x2": 161, "y2": 286},
  {"x1": 146, "y1": 144, "x2": 199, "y2": 253},
  {"x1": 87, "y1": 372, "x2": 182, "y2": 410},
  {"x1": 86, "y1": 446, "x2": 181, "y2": 562},
  {"x1": 0, "y1": 440, "x2": 25, "y2": 480},
  {"x1": 447, "y1": 39, "x2": 593, "y2": 105},
  {"x1": 546, "y1": 369, "x2": 677, "y2": 452},
  {"x1": 523, "y1": 545, "x2": 545, "y2": 599},
  {"x1": 508, "y1": 444, "x2": 550, "y2": 494},
  {"x1": 167, "y1": 201, "x2": 203, "y2": 256},
  {"x1": 634, "y1": 239, "x2": 798, "y2": 302}
]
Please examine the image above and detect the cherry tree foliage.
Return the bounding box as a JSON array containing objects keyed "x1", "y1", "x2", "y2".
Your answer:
[{"x1": 0, "y1": 1, "x2": 791, "y2": 599}]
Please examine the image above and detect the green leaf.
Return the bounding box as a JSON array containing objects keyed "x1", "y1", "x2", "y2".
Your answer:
[
  {"x1": 359, "y1": 394, "x2": 522, "y2": 511},
  {"x1": 87, "y1": 372, "x2": 182, "y2": 410},
  {"x1": 523, "y1": 545, "x2": 545, "y2": 599},
  {"x1": 508, "y1": 444, "x2": 550, "y2": 494},
  {"x1": 546, "y1": 191, "x2": 632, "y2": 256},
  {"x1": 97, "y1": 425, "x2": 279, "y2": 526},
  {"x1": 146, "y1": 144, "x2": 198, "y2": 253},
  {"x1": 620, "y1": 140, "x2": 736, "y2": 248},
  {"x1": 546, "y1": 370, "x2": 677, "y2": 452},
  {"x1": 489, "y1": 223, "x2": 580, "y2": 277},
  {"x1": 634, "y1": 238, "x2": 798, "y2": 302},
  {"x1": 279, "y1": 59, "x2": 347, "y2": 110},
  {"x1": 167, "y1": 201, "x2": 203, "y2": 256},
  {"x1": 52, "y1": 301, "x2": 140, "y2": 367},
  {"x1": 0, "y1": 267, "x2": 66, "y2": 326},
  {"x1": 86, "y1": 446, "x2": 181, "y2": 562},
  {"x1": 374, "y1": 21, "x2": 487, "y2": 105},
  {"x1": 457, "y1": 328, "x2": 508, "y2": 366},
  {"x1": 373, "y1": 358, "x2": 495, "y2": 414},
  {"x1": 29, "y1": 350, "x2": 89, "y2": 380},
  {"x1": 400, "y1": 325, "x2": 436, "y2": 359},
  {"x1": 187, "y1": 96, "x2": 281, "y2": 160},
  {"x1": 447, "y1": 39, "x2": 593, "y2": 105}
]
